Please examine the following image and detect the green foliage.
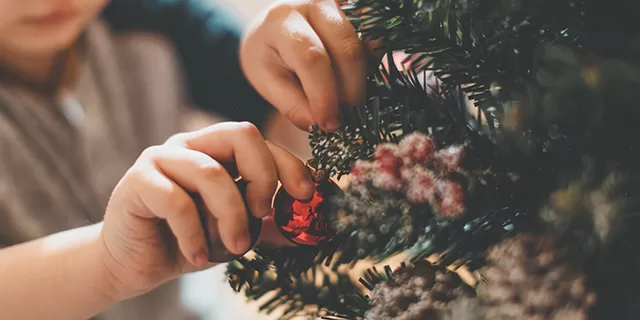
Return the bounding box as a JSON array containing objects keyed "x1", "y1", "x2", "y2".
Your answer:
[
  {"x1": 227, "y1": 0, "x2": 640, "y2": 318},
  {"x1": 226, "y1": 250, "x2": 370, "y2": 319},
  {"x1": 344, "y1": 0, "x2": 587, "y2": 131}
]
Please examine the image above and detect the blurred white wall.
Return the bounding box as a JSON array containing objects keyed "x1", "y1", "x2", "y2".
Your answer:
[{"x1": 221, "y1": 0, "x2": 275, "y2": 21}]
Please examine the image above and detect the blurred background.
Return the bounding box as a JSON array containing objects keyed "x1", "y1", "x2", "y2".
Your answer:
[
  {"x1": 223, "y1": 0, "x2": 272, "y2": 21},
  {"x1": 180, "y1": 1, "x2": 286, "y2": 320}
]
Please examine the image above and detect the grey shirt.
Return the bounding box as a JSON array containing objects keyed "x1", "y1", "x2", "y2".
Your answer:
[{"x1": 0, "y1": 21, "x2": 201, "y2": 320}]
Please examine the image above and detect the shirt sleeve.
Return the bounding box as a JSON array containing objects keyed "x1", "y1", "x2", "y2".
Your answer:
[{"x1": 101, "y1": 0, "x2": 274, "y2": 127}]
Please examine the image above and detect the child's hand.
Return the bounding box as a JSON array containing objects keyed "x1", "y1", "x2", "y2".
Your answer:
[
  {"x1": 99, "y1": 122, "x2": 314, "y2": 301},
  {"x1": 241, "y1": 0, "x2": 379, "y2": 132}
]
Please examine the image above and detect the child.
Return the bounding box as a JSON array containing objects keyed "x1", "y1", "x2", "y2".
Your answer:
[{"x1": 0, "y1": 0, "x2": 369, "y2": 319}]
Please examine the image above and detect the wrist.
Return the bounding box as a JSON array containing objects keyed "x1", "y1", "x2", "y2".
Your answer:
[
  {"x1": 91, "y1": 223, "x2": 124, "y2": 304},
  {"x1": 96, "y1": 222, "x2": 157, "y2": 302}
]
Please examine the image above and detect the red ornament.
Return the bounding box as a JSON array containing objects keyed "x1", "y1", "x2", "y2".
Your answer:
[
  {"x1": 272, "y1": 177, "x2": 341, "y2": 246},
  {"x1": 195, "y1": 163, "x2": 341, "y2": 262}
]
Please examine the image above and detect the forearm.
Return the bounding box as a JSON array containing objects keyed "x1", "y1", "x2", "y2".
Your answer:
[{"x1": 0, "y1": 223, "x2": 114, "y2": 320}]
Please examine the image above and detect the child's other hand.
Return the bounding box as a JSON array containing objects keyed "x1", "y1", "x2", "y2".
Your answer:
[
  {"x1": 99, "y1": 122, "x2": 314, "y2": 301},
  {"x1": 241, "y1": 0, "x2": 380, "y2": 132}
]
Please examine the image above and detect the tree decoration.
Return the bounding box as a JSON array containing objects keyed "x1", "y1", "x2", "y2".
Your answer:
[
  {"x1": 272, "y1": 162, "x2": 342, "y2": 246},
  {"x1": 224, "y1": 0, "x2": 640, "y2": 318}
]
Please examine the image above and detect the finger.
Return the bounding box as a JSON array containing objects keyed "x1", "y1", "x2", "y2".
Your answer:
[
  {"x1": 175, "y1": 122, "x2": 279, "y2": 220},
  {"x1": 271, "y1": 10, "x2": 341, "y2": 131},
  {"x1": 266, "y1": 141, "x2": 315, "y2": 200},
  {"x1": 308, "y1": 0, "x2": 366, "y2": 107},
  {"x1": 130, "y1": 162, "x2": 208, "y2": 267},
  {"x1": 241, "y1": 46, "x2": 315, "y2": 130},
  {"x1": 150, "y1": 146, "x2": 250, "y2": 255}
]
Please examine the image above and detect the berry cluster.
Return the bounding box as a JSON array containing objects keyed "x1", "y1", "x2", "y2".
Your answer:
[{"x1": 349, "y1": 132, "x2": 467, "y2": 219}]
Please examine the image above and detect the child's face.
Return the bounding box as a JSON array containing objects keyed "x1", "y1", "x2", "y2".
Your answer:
[{"x1": 0, "y1": 0, "x2": 108, "y2": 58}]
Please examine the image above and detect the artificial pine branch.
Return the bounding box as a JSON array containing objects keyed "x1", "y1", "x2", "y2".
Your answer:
[
  {"x1": 226, "y1": 250, "x2": 366, "y2": 319},
  {"x1": 343, "y1": 0, "x2": 587, "y2": 130},
  {"x1": 228, "y1": 1, "x2": 640, "y2": 319},
  {"x1": 309, "y1": 53, "x2": 479, "y2": 178}
]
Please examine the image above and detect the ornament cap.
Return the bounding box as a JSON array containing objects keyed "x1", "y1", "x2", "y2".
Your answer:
[{"x1": 305, "y1": 159, "x2": 327, "y2": 183}]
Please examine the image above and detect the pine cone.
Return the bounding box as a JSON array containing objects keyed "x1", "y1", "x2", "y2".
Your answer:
[
  {"x1": 477, "y1": 234, "x2": 596, "y2": 320},
  {"x1": 365, "y1": 261, "x2": 475, "y2": 320}
]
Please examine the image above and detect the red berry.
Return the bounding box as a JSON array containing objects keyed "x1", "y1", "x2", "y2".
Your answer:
[
  {"x1": 434, "y1": 145, "x2": 464, "y2": 173},
  {"x1": 350, "y1": 160, "x2": 374, "y2": 188},
  {"x1": 432, "y1": 180, "x2": 465, "y2": 219},
  {"x1": 374, "y1": 144, "x2": 402, "y2": 171},
  {"x1": 397, "y1": 132, "x2": 436, "y2": 165},
  {"x1": 371, "y1": 143, "x2": 403, "y2": 192},
  {"x1": 404, "y1": 167, "x2": 438, "y2": 204},
  {"x1": 372, "y1": 171, "x2": 404, "y2": 191},
  {"x1": 374, "y1": 143, "x2": 399, "y2": 161}
]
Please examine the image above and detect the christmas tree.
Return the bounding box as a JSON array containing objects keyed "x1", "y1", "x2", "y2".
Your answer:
[{"x1": 226, "y1": 0, "x2": 640, "y2": 319}]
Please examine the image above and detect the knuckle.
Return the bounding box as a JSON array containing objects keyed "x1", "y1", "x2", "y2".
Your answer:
[
  {"x1": 300, "y1": 46, "x2": 329, "y2": 67},
  {"x1": 198, "y1": 161, "x2": 227, "y2": 181},
  {"x1": 164, "y1": 132, "x2": 189, "y2": 146},
  {"x1": 121, "y1": 166, "x2": 150, "y2": 188},
  {"x1": 265, "y1": 2, "x2": 296, "y2": 22},
  {"x1": 169, "y1": 193, "x2": 195, "y2": 219},
  {"x1": 235, "y1": 121, "x2": 262, "y2": 139},
  {"x1": 340, "y1": 39, "x2": 365, "y2": 64},
  {"x1": 139, "y1": 145, "x2": 165, "y2": 161},
  {"x1": 284, "y1": 106, "x2": 303, "y2": 124},
  {"x1": 123, "y1": 167, "x2": 144, "y2": 183},
  {"x1": 158, "y1": 187, "x2": 195, "y2": 218}
]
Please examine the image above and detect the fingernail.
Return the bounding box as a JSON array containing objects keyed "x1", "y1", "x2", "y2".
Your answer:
[
  {"x1": 323, "y1": 119, "x2": 341, "y2": 131},
  {"x1": 234, "y1": 234, "x2": 250, "y2": 254},
  {"x1": 193, "y1": 249, "x2": 209, "y2": 266}
]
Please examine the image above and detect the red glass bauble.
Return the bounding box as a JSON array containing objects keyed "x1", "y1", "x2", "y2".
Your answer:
[
  {"x1": 194, "y1": 165, "x2": 341, "y2": 262},
  {"x1": 272, "y1": 178, "x2": 341, "y2": 246}
]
